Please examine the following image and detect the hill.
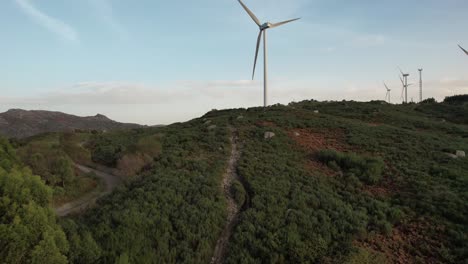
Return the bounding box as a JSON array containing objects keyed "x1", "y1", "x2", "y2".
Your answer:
[
  {"x1": 1, "y1": 96, "x2": 467, "y2": 263},
  {"x1": 0, "y1": 109, "x2": 141, "y2": 138}
]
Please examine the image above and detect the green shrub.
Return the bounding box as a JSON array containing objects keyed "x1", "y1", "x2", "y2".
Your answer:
[
  {"x1": 443, "y1": 94, "x2": 468, "y2": 104},
  {"x1": 231, "y1": 180, "x2": 246, "y2": 206},
  {"x1": 317, "y1": 150, "x2": 385, "y2": 184}
]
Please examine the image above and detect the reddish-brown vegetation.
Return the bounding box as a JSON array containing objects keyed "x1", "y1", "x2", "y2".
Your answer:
[
  {"x1": 256, "y1": 120, "x2": 277, "y2": 127},
  {"x1": 117, "y1": 153, "x2": 153, "y2": 177},
  {"x1": 289, "y1": 128, "x2": 350, "y2": 153},
  {"x1": 356, "y1": 218, "x2": 447, "y2": 264},
  {"x1": 288, "y1": 128, "x2": 351, "y2": 176}
]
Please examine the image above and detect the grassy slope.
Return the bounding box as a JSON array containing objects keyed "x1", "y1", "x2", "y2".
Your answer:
[
  {"x1": 206, "y1": 101, "x2": 467, "y2": 263},
  {"x1": 23, "y1": 100, "x2": 466, "y2": 263},
  {"x1": 69, "y1": 120, "x2": 231, "y2": 263}
]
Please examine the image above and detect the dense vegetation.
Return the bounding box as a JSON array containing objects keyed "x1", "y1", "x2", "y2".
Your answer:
[
  {"x1": 0, "y1": 137, "x2": 69, "y2": 263},
  {"x1": 66, "y1": 121, "x2": 231, "y2": 263},
  {"x1": 87, "y1": 130, "x2": 162, "y2": 176},
  {"x1": 13, "y1": 133, "x2": 98, "y2": 205},
  {"x1": 317, "y1": 149, "x2": 385, "y2": 184},
  {"x1": 0, "y1": 95, "x2": 467, "y2": 263}
]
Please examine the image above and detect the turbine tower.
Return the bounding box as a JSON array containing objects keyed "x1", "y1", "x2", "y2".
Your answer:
[
  {"x1": 384, "y1": 82, "x2": 391, "y2": 103},
  {"x1": 459, "y1": 45, "x2": 468, "y2": 55},
  {"x1": 399, "y1": 67, "x2": 411, "y2": 104},
  {"x1": 418, "y1": 68, "x2": 423, "y2": 102},
  {"x1": 238, "y1": 0, "x2": 300, "y2": 107}
]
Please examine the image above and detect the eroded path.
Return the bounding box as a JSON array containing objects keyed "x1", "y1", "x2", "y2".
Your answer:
[
  {"x1": 211, "y1": 130, "x2": 245, "y2": 264},
  {"x1": 55, "y1": 164, "x2": 122, "y2": 217}
]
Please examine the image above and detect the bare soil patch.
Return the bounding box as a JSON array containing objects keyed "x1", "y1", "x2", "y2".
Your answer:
[{"x1": 367, "y1": 122, "x2": 383, "y2": 127}]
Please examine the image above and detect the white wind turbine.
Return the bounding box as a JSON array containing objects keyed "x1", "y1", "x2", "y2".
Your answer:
[
  {"x1": 238, "y1": 0, "x2": 300, "y2": 107},
  {"x1": 398, "y1": 67, "x2": 412, "y2": 103},
  {"x1": 384, "y1": 82, "x2": 391, "y2": 103}
]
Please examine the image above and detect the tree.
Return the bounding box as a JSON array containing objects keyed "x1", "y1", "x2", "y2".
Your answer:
[
  {"x1": 0, "y1": 165, "x2": 69, "y2": 263},
  {"x1": 51, "y1": 157, "x2": 74, "y2": 188}
]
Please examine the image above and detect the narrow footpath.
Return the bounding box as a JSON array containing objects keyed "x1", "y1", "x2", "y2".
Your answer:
[
  {"x1": 211, "y1": 130, "x2": 246, "y2": 264},
  {"x1": 55, "y1": 164, "x2": 121, "y2": 217}
]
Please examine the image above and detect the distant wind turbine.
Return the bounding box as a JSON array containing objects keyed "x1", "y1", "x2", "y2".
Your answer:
[
  {"x1": 383, "y1": 82, "x2": 391, "y2": 103},
  {"x1": 238, "y1": 0, "x2": 300, "y2": 107},
  {"x1": 398, "y1": 67, "x2": 411, "y2": 103},
  {"x1": 418, "y1": 68, "x2": 423, "y2": 102}
]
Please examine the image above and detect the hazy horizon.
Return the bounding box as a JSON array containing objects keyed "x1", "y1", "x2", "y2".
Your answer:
[{"x1": 1, "y1": 0, "x2": 468, "y2": 125}]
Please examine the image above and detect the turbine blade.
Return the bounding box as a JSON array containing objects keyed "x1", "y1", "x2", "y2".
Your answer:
[
  {"x1": 270, "y1": 18, "x2": 301, "y2": 28},
  {"x1": 401, "y1": 87, "x2": 404, "y2": 100},
  {"x1": 399, "y1": 76, "x2": 405, "y2": 85},
  {"x1": 384, "y1": 82, "x2": 389, "y2": 91},
  {"x1": 398, "y1": 67, "x2": 404, "y2": 75},
  {"x1": 459, "y1": 45, "x2": 468, "y2": 55},
  {"x1": 252, "y1": 30, "x2": 262, "y2": 80},
  {"x1": 238, "y1": 0, "x2": 261, "y2": 26}
]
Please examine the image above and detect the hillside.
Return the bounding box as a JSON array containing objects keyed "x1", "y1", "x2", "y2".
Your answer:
[
  {"x1": 1, "y1": 96, "x2": 467, "y2": 264},
  {"x1": 0, "y1": 109, "x2": 141, "y2": 138}
]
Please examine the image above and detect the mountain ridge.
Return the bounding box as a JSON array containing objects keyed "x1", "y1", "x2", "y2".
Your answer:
[{"x1": 0, "y1": 109, "x2": 142, "y2": 138}]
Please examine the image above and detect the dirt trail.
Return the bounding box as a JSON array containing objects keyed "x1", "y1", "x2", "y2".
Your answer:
[
  {"x1": 211, "y1": 130, "x2": 245, "y2": 264},
  {"x1": 54, "y1": 164, "x2": 122, "y2": 217}
]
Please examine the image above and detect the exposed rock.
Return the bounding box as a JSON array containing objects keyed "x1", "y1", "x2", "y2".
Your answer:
[
  {"x1": 208, "y1": 125, "x2": 217, "y2": 130},
  {"x1": 237, "y1": 115, "x2": 244, "y2": 120},
  {"x1": 456, "y1": 150, "x2": 466, "y2": 158},
  {"x1": 264, "y1": 132, "x2": 276, "y2": 139},
  {"x1": 204, "y1": 120, "x2": 212, "y2": 125},
  {"x1": 314, "y1": 110, "x2": 320, "y2": 114},
  {"x1": 294, "y1": 132, "x2": 300, "y2": 137},
  {"x1": 446, "y1": 153, "x2": 458, "y2": 159}
]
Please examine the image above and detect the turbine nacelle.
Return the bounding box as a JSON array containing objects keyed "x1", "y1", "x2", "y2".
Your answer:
[{"x1": 260, "y1": 22, "x2": 272, "y2": 30}]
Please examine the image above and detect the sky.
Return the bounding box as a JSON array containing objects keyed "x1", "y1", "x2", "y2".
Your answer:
[{"x1": 1, "y1": 0, "x2": 468, "y2": 125}]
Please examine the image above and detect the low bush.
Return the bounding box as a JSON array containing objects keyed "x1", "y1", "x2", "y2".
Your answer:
[{"x1": 317, "y1": 150, "x2": 385, "y2": 184}]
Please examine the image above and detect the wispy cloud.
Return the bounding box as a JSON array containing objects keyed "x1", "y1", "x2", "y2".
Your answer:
[
  {"x1": 2, "y1": 78, "x2": 467, "y2": 124},
  {"x1": 14, "y1": 0, "x2": 78, "y2": 42},
  {"x1": 4, "y1": 78, "x2": 467, "y2": 106},
  {"x1": 88, "y1": 0, "x2": 128, "y2": 39}
]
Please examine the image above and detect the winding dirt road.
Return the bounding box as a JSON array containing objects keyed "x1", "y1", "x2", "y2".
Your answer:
[
  {"x1": 211, "y1": 130, "x2": 245, "y2": 264},
  {"x1": 54, "y1": 164, "x2": 121, "y2": 217}
]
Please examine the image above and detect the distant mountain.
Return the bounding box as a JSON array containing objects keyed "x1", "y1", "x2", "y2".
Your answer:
[{"x1": 0, "y1": 109, "x2": 142, "y2": 138}]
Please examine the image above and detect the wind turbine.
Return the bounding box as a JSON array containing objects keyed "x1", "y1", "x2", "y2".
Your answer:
[
  {"x1": 398, "y1": 67, "x2": 411, "y2": 103},
  {"x1": 383, "y1": 82, "x2": 391, "y2": 103},
  {"x1": 418, "y1": 68, "x2": 423, "y2": 102},
  {"x1": 459, "y1": 45, "x2": 468, "y2": 55},
  {"x1": 238, "y1": 0, "x2": 300, "y2": 107}
]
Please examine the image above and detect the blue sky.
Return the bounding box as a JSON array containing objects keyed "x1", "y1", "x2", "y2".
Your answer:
[{"x1": 1, "y1": 0, "x2": 468, "y2": 124}]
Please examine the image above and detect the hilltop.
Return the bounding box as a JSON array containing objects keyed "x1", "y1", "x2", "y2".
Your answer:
[
  {"x1": 0, "y1": 109, "x2": 142, "y2": 138},
  {"x1": 0, "y1": 95, "x2": 467, "y2": 264}
]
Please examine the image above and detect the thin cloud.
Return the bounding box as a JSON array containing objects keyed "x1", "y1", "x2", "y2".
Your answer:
[
  {"x1": 14, "y1": 0, "x2": 78, "y2": 42},
  {"x1": 88, "y1": 0, "x2": 128, "y2": 39},
  {"x1": 2, "y1": 79, "x2": 467, "y2": 124}
]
